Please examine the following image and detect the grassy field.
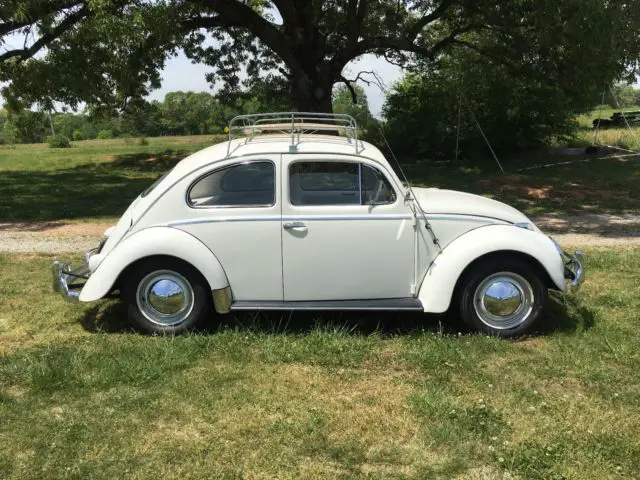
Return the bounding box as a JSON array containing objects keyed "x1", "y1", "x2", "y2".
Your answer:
[
  {"x1": 575, "y1": 108, "x2": 640, "y2": 152},
  {"x1": 0, "y1": 136, "x2": 223, "y2": 222},
  {"x1": 1, "y1": 249, "x2": 639, "y2": 479},
  {"x1": 1, "y1": 134, "x2": 638, "y2": 222}
]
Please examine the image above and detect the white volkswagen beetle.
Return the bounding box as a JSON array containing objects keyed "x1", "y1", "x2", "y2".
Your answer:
[{"x1": 52, "y1": 112, "x2": 583, "y2": 337}]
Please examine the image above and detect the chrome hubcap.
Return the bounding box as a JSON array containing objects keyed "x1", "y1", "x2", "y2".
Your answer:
[
  {"x1": 473, "y1": 272, "x2": 534, "y2": 330},
  {"x1": 136, "y1": 270, "x2": 194, "y2": 326}
]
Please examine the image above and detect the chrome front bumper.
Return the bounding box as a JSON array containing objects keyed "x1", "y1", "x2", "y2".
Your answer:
[
  {"x1": 52, "y1": 250, "x2": 94, "y2": 303},
  {"x1": 563, "y1": 250, "x2": 585, "y2": 289}
]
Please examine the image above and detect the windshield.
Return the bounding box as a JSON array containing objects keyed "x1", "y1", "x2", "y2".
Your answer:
[{"x1": 141, "y1": 170, "x2": 171, "y2": 198}]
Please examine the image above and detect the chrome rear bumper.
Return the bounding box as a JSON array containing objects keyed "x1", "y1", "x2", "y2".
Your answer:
[
  {"x1": 563, "y1": 250, "x2": 585, "y2": 289},
  {"x1": 52, "y1": 261, "x2": 90, "y2": 303}
]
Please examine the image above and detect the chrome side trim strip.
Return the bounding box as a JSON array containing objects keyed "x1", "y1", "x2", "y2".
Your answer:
[
  {"x1": 230, "y1": 298, "x2": 424, "y2": 311},
  {"x1": 168, "y1": 213, "x2": 501, "y2": 228},
  {"x1": 168, "y1": 213, "x2": 413, "y2": 227},
  {"x1": 425, "y1": 214, "x2": 503, "y2": 223},
  {"x1": 284, "y1": 214, "x2": 413, "y2": 221},
  {"x1": 168, "y1": 216, "x2": 281, "y2": 226}
]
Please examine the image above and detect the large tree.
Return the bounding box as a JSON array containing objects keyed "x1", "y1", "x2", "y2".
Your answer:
[{"x1": 1, "y1": 1, "x2": 639, "y2": 113}]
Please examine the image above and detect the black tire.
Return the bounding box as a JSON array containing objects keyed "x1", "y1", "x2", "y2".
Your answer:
[
  {"x1": 121, "y1": 257, "x2": 212, "y2": 335},
  {"x1": 456, "y1": 257, "x2": 547, "y2": 338}
]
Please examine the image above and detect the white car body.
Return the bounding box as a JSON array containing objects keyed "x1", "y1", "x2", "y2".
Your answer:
[{"x1": 52, "y1": 113, "x2": 583, "y2": 335}]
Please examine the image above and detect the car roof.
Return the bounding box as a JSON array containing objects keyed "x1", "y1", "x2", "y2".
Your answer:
[{"x1": 171, "y1": 134, "x2": 391, "y2": 178}]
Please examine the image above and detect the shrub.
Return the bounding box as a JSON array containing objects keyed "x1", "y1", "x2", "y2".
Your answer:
[
  {"x1": 138, "y1": 137, "x2": 149, "y2": 146},
  {"x1": 383, "y1": 53, "x2": 581, "y2": 160},
  {"x1": 72, "y1": 130, "x2": 86, "y2": 141},
  {"x1": 46, "y1": 134, "x2": 71, "y2": 148},
  {"x1": 96, "y1": 129, "x2": 113, "y2": 139}
]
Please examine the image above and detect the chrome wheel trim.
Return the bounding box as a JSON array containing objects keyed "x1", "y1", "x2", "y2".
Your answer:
[
  {"x1": 136, "y1": 270, "x2": 194, "y2": 326},
  {"x1": 473, "y1": 272, "x2": 534, "y2": 330}
]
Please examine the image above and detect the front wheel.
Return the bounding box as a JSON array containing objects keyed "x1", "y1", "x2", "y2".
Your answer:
[
  {"x1": 457, "y1": 258, "x2": 547, "y2": 338},
  {"x1": 121, "y1": 258, "x2": 212, "y2": 334}
]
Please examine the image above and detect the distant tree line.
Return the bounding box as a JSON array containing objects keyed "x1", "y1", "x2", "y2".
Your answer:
[
  {"x1": 2, "y1": 78, "x2": 639, "y2": 159},
  {"x1": 0, "y1": 85, "x2": 381, "y2": 145},
  {"x1": 0, "y1": 91, "x2": 260, "y2": 145}
]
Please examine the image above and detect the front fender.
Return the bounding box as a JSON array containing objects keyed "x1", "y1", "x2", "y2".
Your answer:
[
  {"x1": 418, "y1": 225, "x2": 564, "y2": 313},
  {"x1": 79, "y1": 227, "x2": 229, "y2": 302}
]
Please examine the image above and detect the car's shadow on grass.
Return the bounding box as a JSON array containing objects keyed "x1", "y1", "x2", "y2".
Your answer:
[{"x1": 79, "y1": 293, "x2": 595, "y2": 338}]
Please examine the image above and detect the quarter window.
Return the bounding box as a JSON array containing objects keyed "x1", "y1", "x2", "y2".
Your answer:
[
  {"x1": 289, "y1": 162, "x2": 396, "y2": 206},
  {"x1": 188, "y1": 161, "x2": 275, "y2": 207}
]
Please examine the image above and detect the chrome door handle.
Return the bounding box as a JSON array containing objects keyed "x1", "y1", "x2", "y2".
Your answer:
[{"x1": 283, "y1": 221, "x2": 307, "y2": 230}]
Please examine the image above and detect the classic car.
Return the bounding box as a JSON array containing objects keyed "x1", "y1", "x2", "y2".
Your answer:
[{"x1": 52, "y1": 112, "x2": 583, "y2": 337}]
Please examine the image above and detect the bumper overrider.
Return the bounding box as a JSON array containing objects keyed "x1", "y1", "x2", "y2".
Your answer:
[
  {"x1": 549, "y1": 237, "x2": 584, "y2": 289},
  {"x1": 51, "y1": 249, "x2": 96, "y2": 303},
  {"x1": 561, "y1": 249, "x2": 585, "y2": 289}
]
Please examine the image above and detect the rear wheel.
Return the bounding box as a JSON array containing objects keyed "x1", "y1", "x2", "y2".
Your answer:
[
  {"x1": 457, "y1": 258, "x2": 547, "y2": 337},
  {"x1": 122, "y1": 258, "x2": 211, "y2": 334}
]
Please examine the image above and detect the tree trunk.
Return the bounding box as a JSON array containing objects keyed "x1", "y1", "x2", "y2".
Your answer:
[{"x1": 292, "y1": 67, "x2": 334, "y2": 113}]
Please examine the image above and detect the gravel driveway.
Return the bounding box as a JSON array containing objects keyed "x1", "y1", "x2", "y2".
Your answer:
[{"x1": 1, "y1": 214, "x2": 639, "y2": 253}]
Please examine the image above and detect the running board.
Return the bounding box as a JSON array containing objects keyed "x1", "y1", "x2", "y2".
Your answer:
[{"x1": 230, "y1": 298, "x2": 423, "y2": 311}]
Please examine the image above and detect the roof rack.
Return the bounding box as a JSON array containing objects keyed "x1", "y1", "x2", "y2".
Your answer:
[{"x1": 226, "y1": 111, "x2": 360, "y2": 155}]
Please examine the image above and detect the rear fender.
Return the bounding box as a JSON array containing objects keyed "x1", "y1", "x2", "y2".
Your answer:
[
  {"x1": 418, "y1": 225, "x2": 564, "y2": 313},
  {"x1": 79, "y1": 227, "x2": 228, "y2": 302}
]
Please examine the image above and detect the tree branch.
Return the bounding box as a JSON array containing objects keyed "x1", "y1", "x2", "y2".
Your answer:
[
  {"x1": 339, "y1": 75, "x2": 359, "y2": 104},
  {"x1": 194, "y1": 0, "x2": 301, "y2": 73},
  {"x1": 345, "y1": 70, "x2": 386, "y2": 91},
  {"x1": 0, "y1": 0, "x2": 86, "y2": 36},
  {"x1": 408, "y1": 0, "x2": 458, "y2": 38},
  {"x1": 271, "y1": 0, "x2": 297, "y2": 25},
  {"x1": 361, "y1": 22, "x2": 490, "y2": 60},
  {"x1": 331, "y1": 0, "x2": 369, "y2": 72},
  {"x1": 0, "y1": 5, "x2": 90, "y2": 63}
]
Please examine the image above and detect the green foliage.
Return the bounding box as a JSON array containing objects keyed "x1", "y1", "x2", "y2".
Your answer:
[
  {"x1": 46, "y1": 134, "x2": 71, "y2": 148},
  {"x1": 138, "y1": 137, "x2": 149, "y2": 146},
  {"x1": 96, "y1": 129, "x2": 113, "y2": 140},
  {"x1": 332, "y1": 84, "x2": 380, "y2": 143},
  {"x1": 52, "y1": 113, "x2": 88, "y2": 139},
  {"x1": 6, "y1": 109, "x2": 48, "y2": 144},
  {"x1": 2, "y1": 0, "x2": 640, "y2": 114},
  {"x1": 2, "y1": 119, "x2": 17, "y2": 145},
  {"x1": 72, "y1": 129, "x2": 86, "y2": 141},
  {"x1": 383, "y1": 53, "x2": 583, "y2": 160},
  {"x1": 604, "y1": 84, "x2": 640, "y2": 108}
]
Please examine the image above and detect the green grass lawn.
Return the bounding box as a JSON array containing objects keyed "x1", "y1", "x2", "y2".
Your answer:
[
  {"x1": 1, "y1": 135, "x2": 638, "y2": 222},
  {"x1": 574, "y1": 108, "x2": 640, "y2": 152},
  {"x1": 1, "y1": 249, "x2": 639, "y2": 479}
]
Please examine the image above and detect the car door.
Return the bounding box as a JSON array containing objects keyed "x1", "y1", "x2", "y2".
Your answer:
[
  {"x1": 281, "y1": 154, "x2": 415, "y2": 301},
  {"x1": 171, "y1": 156, "x2": 283, "y2": 301}
]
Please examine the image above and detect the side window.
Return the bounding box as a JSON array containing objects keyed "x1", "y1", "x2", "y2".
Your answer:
[
  {"x1": 289, "y1": 161, "x2": 396, "y2": 206},
  {"x1": 290, "y1": 162, "x2": 359, "y2": 206},
  {"x1": 361, "y1": 164, "x2": 396, "y2": 204},
  {"x1": 188, "y1": 161, "x2": 275, "y2": 207}
]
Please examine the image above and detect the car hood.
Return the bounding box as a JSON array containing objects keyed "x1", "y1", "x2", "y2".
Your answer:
[{"x1": 412, "y1": 187, "x2": 535, "y2": 226}]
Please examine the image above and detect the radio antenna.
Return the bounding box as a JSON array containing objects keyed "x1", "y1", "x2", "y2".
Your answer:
[{"x1": 378, "y1": 127, "x2": 441, "y2": 251}]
